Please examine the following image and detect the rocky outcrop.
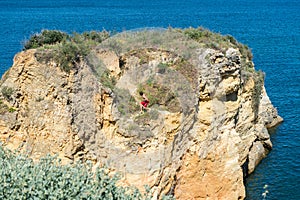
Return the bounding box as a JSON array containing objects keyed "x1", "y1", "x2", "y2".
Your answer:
[{"x1": 0, "y1": 29, "x2": 282, "y2": 199}]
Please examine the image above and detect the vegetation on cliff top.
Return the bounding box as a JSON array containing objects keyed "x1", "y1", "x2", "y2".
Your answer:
[
  {"x1": 27, "y1": 29, "x2": 110, "y2": 72},
  {"x1": 24, "y1": 27, "x2": 253, "y2": 72}
]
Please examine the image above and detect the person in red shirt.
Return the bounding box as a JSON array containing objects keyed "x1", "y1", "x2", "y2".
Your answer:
[{"x1": 139, "y1": 91, "x2": 150, "y2": 112}]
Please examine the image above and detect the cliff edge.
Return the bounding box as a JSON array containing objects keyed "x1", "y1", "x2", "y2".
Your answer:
[{"x1": 0, "y1": 28, "x2": 282, "y2": 199}]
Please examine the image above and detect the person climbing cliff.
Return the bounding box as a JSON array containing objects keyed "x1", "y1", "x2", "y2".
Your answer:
[{"x1": 139, "y1": 91, "x2": 150, "y2": 112}]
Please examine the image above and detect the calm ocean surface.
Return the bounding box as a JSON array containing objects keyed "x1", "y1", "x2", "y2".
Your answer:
[{"x1": 0, "y1": 0, "x2": 299, "y2": 199}]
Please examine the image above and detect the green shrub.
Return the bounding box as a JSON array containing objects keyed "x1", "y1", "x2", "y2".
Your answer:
[
  {"x1": 28, "y1": 30, "x2": 110, "y2": 73},
  {"x1": 0, "y1": 146, "x2": 158, "y2": 200},
  {"x1": 54, "y1": 39, "x2": 91, "y2": 72},
  {"x1": 1, "y1": 86, "x2": 14, "y2": 101},
  {"x1": 24, "y1": 30, "x2": 69, "y2": 50}
]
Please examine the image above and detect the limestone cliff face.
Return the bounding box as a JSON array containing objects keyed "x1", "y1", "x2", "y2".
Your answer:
[{"x1": 0, "y1": 30, "x2": 282, "y2": 199}]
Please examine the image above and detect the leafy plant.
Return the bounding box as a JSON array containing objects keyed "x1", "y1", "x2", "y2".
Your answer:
[{"x1": 0, "y1": 146, "x2": 167, "y2": 200}]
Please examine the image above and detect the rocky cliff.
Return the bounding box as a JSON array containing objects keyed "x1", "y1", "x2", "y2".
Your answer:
[{"x1": 0, "y1": 29, "x2": 282, "y2": 199}]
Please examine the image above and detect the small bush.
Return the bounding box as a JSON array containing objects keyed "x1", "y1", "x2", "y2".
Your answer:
[
  {"x1": 23, "y1": 30, "x2": 69, "y2": 50},
  {"x1": 55, "y1": 39, "x2": 90, "y2": 72},
  {"x1": 1, "y1": 86, "x2": 14, "y2": 101},
  {"x1": 30, "y1": 30, "x2": 110, "y2": 73}
]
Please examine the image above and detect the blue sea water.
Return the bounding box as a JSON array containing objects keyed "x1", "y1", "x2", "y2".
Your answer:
[{"x1": 0, "y1": 0, "x2": 299, "y2": 199}]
